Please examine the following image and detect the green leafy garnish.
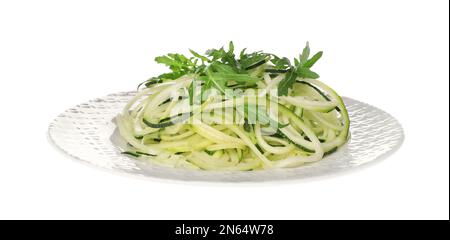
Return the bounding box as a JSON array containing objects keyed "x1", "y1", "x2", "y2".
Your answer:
[
  {"x1": 270, "y1": 55, "x2": 291, "y2": 71},
  {"x1": 145, "y1": 41, "x2": 323, "y2": 97},
  {"x1": 300, "y1": 42, "x2": 311, "y2": 65},
  {"x1": 239, "y1": 51, "x2": 270, "y2": 70},
  {"x1": 206, "y1": 41, "x2": 239, "y2": 72},
  {"x1": 277, "y1": 68, "x2": 298, "y2": 96},
  {"x1": 278, "y1": 42, "x2": 323, "y2": 95},
  {"x1": 303, "y1": 51, "x2": 323, "y2": 68},
  {"x1": 189, "y1": 49, "x2": 209, "y2": 63},
  {"x1": 205, "y1": 68, "x2": 228, "y2": 96},
  {"x1": 296, "y1": 67, "x2": 320, "y2": 79}
]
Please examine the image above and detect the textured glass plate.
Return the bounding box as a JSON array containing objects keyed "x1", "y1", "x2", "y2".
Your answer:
[{"x1": 48, "y1": 92, "x2": 404, "y2": 182}]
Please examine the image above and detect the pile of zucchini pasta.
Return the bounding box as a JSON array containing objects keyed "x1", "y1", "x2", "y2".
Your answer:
[{"x1": 116, "y1": 42, "x2": 350, "y2": 170}]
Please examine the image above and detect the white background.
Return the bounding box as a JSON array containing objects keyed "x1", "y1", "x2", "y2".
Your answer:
[{"x1": 0, "y1": 0, "x2": 448, "y2": 220}]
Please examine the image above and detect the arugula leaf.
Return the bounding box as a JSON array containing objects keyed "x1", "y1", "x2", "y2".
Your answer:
[
  {"x1": 193, "y1": 64, "x2": 207, "y2": 74},
  {"x1": 297, "y1": 67, "x2": 320, "y2": 79},
  {"x1": 155, "y1": 55, "x2": 186, "y2": 69},
  {"x1": 290, "y1": 42, "x2": 322, "y2": 81},
  {"x1": 294, "y1": 58, "x2": 300, "y2": 67},
  {"x1": 189, "y1": 49, "x2": 209, "y2": 63},
  {"x1": 205, "y1": 47, "x2": 226, "y2": 61},
  {"x1": 210, "y1": 73, "x2": 260, "y2": 84},
  {"x1": 239, "y1": 51, "x2": 270, "y2": 70},
  {"x1": 158, "y1": 72, "x2": 186, "y2": 80},
  {"x1": 201, "y1": 71, "x2": 260, "y2": 94},
  {"x1": 239, "y1": 48, "x2": 247, "y2": 59},
  {"x1": 270, "y1": 55, "x2": 291, "y2": 70},
  {"x1": 228, "y1": 41, "x2": 235, "y2": 54},
  {"x1": 303, "y1": 51, "x2": 323, "y2": 68},
  {"x1": 205, "y1": 68, "x2": 227, "y2": 95},
  {"x1": 300, "y1": 42, "x2": 311, "y2": 65},
  {"x1": 210, "y1": 62, "x2": 235, "y2": 74},
  {"x1": 154, "y1": 53, "x2": 196, "y2": 80},
  {"x1": 277, "y1": 68, "x2": 298, "y2": 96},
  {"x1": 206, "y1": 41, "x2": 240, "y2": 72},
  {"x1": 153, "y1": 49, "x2": 211, "y2": 82}
]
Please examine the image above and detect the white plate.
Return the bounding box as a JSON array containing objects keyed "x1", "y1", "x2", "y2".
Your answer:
[{"x1": 48, "y1": 92, "x2": 404, "y2": 182}]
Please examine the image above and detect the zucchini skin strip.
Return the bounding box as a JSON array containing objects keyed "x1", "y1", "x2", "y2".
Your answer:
[{"x1": 142, "y1": 114, "x2": 190, "y2": 128}]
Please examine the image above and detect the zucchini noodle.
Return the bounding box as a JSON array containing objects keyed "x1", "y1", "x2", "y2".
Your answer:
[
  {"x1": 116, "y1": 73, "x2": 350, "y2": 170},
  {"x1": 115, "y1": 43, "x2": 350, "y2": 170}
]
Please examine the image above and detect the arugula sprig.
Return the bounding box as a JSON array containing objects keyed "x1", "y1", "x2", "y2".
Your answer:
[
  {"x1": 239, "y1": 50, "x2": 271, "y2": 70},
  {"x1": 144, "y1": 41, "x2": 323, "y2": 96},
  {"x1": 277, "y1": 42, "x2": 323, "y2": 95},
  {"x1": 268, "y1": 55, "x2": 291, "y2": 73},
  {"x1": 206, "y1": 42, "x2": 240, "y2": 72},
  {"x1": 154, "y1": 53, "x2": 206, "y2": 79},
  {"x1": 295, "y1": 42, "x2": 323, "y2": 78}
]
